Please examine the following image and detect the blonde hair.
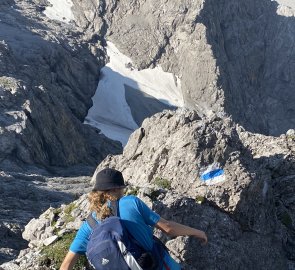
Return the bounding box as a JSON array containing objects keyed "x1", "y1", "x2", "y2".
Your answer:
[{"x1": 88, "y1": 190, "x2": 121, "y2": 220}]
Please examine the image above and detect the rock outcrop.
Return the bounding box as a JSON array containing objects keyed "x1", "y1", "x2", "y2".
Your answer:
[
  {"x1": 0, "y1": 0, "x2": 122, "y2": 171},
  {"x1": 95, "y1": 109, "x2": 295, "y2": 269},
  {"x1": 0, "y1": 0, "x2": 122, "y2": 264},
  {"x1": 1, "y1": 0, "x2": 295, "y2": 268},
  {"x1": 103, "y1": 0, "x2": 295, "y2": 136},
  {"x1": 6, "y1": 109, "x2": 294, "y2": 269}
]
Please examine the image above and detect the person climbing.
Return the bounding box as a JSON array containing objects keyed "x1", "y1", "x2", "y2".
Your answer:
[{"x1": 60, "y1": 168, "x2": 208, "y2": 270}]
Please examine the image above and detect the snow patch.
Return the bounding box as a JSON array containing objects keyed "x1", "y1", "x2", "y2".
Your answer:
[
  {"x1": 275, "y1": 0, "x2": 295, "y2": 9},
  {"x1": 273, "y1": 0, "x2": 295, "y2": 16},
  {"x1": 85, "y1": 42, "x2": 184, "y2": 146},
  {"x1": 44, "y1": 0, "x2": 74, "y2": 23},
  {"x1": 104, "y1": 42, "x2": 183, "y2": 108}
]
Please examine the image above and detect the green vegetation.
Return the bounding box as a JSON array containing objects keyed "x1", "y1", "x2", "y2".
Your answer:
[
  {"x1": 286, "y1": 134, "x2": 295, "y2": 140},
  {"x1": 50, "y1": 204, "x2": 76, "y2": 233},
  {"x1": 0, "y1": 76, "x2": 16, "y2": 89},
  {"x1": 195, "y1": 195, "x2": 205, "y2": 204},
  {"x1": 53, "y1": 207, "x2": 62, "y2": 216},
  {"x1": 125, "y1": 186, "x2": 140, "y2": 196},
  {"x1": 40, "y1": 232, "x2": 87, "y2": 269},
  {"x1": 64, "y1": 203, "x2": 76, "y2": 215},
  {"x1": 63, "y1": 203, "x2": 76, "y2": 223},
  {"x1": 49, "y1": 207, "x2": 62, "y2": 228},
  {"x1": 153, "y1": 177, "x2": 171, "y2": 189}
]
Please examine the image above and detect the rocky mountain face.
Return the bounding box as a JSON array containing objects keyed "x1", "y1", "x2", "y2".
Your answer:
[
  {"x1": 95, "y1": 109, "x2": 295, "y2": 269},
  {"x1": 1, "y1": 0, "x2": 295, "y2": 269},
  {"x1": 4, "y1": 109, "x2": 294, "y2": 269},
  {"x1": 102, "y1": 0, "x2": 295, "y2": 136},
  {"x1": 0, "y1": 0, "x2": 121, "y2": 264},
  {"x1": 0, "y1": 0, "x2": 121, "y2": 170}
]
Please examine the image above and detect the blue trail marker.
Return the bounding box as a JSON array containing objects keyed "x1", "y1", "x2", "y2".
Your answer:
[{"x1": 200, "y1": 164, "x2": 225, "y2": 185}]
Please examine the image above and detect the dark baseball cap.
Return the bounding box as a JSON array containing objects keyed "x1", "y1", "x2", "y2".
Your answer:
[{"x1": 92, "y1": 168, "x2": 128, "y2": 191}]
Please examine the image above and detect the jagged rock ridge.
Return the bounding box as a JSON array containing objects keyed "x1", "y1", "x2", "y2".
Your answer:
[
  {"x1": 102, "y1": 0, "x2": 295, "y2": 136},
  {"x1": 6, "y1": 109, "x2": 295, "y2": 270},
  {"x1": 1, "y1": 0, "x2": 295, "y2": 268}
]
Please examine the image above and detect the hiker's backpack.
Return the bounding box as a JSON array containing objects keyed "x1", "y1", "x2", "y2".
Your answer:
[{"x1": 85, "y1": 202, "x2": 168, "y2": 270}]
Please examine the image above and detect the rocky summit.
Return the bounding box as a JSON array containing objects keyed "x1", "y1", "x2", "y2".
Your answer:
[
  {"x1": 4, "y1": 109, "x2": 295, "y2": 270},
  {"x1": 0, "y1": 0, "x2": 295, "y2": 269}
]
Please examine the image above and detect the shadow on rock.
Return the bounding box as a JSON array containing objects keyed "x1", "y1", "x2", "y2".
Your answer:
[
  {"x1": 154, "y1": 193, "x2": 288, "y2": 270},
  {"x1": 0, "y1": 0, "x2": 122, "y2": 169},
  {"x1": 152, "y1": 130, "x2": 294, "y2": 269},
  {"x1": 233, "y1": 152, "x2": 295, "y2": 266},
  {"x1": 197, "y1": 0, "x2": 295, "y2": 136},
  {"x1": 0, "y1": 170, "x2": 78, "y2": 264}
]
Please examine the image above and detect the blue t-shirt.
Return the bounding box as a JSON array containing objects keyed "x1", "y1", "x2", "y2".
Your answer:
[{"x1": 69, "y1": 195, "x2": 180, "y2": 270}]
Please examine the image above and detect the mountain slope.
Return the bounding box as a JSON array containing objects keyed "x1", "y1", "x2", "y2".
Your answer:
[{"x1": 9, "y1": 109, "x2": 295, "y2": 269}]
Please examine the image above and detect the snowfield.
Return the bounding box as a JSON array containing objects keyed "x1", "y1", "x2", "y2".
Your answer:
[
  {"x1": 43, "y1": 1, "x2": 184, "y2": 146},
  {"x1": 275, "y1": 0, "x2": 295, "y2": 9},
  {"x1": 84, "y1": 42, "x2": 184, "y2": 146}
]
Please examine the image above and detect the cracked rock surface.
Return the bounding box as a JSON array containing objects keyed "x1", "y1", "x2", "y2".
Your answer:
[
  {"x1": 104, "y1": 0, "x2": 295, "y2": 136},
  {"x1": 0, "y1": 0, "x2": 122, "y2": 264},
  {"x1": 8, "y1": 109, "x2": 295, "y2": 269},
  {"x1": 1, "y1": 0, "x2": 295, "y2": 268}
]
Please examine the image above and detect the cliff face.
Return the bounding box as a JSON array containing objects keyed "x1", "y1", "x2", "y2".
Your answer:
[
  {"x1": 102, "y1": 0, "x2": 295, "y2": 136},
  {"x1": 0, "y1": 0, "x2": 121, "y2": 171},
  {"x1": 0, "y1": 0, "x2": 121, "y2": 264},
  {"x1": 1, "y1": 0, "x2": 295, "y2": 268}
]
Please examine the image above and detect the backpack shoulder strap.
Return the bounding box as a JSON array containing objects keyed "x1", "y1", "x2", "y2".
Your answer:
[
  {"x1": 112, "y1": 199, "x2": 120, "y2": 217},
  {"x1": 86, "y1": 214, "x2": 98, "y2": 229}
]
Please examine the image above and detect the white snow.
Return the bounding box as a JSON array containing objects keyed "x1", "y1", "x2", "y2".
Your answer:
[
  {"x1": 84, "y1": 41, "x2": 184, "y2": 146},
  {"x1": 274, "y1": 0, "x2": 295, "y2": 9},
  {"x1": 273, "y1": 0, "x2": 295, "y2": 16},
  {"x1": 43, "y1": 0, "x2": 74, "y2": 23}
]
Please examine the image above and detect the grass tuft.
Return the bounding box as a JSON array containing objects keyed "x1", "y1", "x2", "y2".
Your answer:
[
  {"x1": 153, "y1": 177, "x2": 171, "y2": 189},
  {"x1": 40, "y1": 232, "x2": 88, "y2": 269}
]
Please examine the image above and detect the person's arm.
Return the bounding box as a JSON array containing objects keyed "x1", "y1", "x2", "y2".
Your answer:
[
  {"x1": 60, "y1": 217, "x2": 93, "y2": 270},
  {"x1": 155, "y1": 217, "x2": 208, "y2": 244},
  {"x1": 60, "y1": 251, "x2": 80, "y2": 270}
]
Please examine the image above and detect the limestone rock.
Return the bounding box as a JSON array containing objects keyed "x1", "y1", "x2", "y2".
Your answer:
[
  {"x1": 14, "y1": 109, "x2": 294, "y2": 269},
  {"x1": 43, "y1": 235, "x2": 58, "y2": 246},
  {"x1": 104, "y1": 0, "x2": 295, "y2": 136},
  {"x1": 91, "y1": 109, "x2": 295, "y2": 269},
  {"x1": 1, "y1": 0, "x2": 295, "y2": 268},
  {"x1": 0, "y1": 0, "x2": 122, "y2": 170}
]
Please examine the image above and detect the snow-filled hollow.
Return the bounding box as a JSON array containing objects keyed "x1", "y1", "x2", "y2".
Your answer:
[{"x1": 84, "y1": 42, "x2": 184, "y2": 146}]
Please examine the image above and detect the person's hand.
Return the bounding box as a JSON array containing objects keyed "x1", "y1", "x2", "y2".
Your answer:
[{"x1": 196, "y1": 231, "x2": 208, "y2": 245}]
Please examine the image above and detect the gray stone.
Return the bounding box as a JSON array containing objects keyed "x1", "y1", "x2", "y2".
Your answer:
[
  {"x1": 0, "y1": 262, "x2": 20, "y2": 270},
  {"x1": 103, "y1": 0, "x2": 295, "y2": 136},
  {"x1": 92, "y1": 109, "x2": 294, "y2": 269},
  {"x1": 1, "y1": 0, "x2": 295, "y2": 269},
  {"x1": 12, "y1": 109, "x2": 295, "y2": 269},
  {"x1": 43, "y1": 235, "x2": 58, "y2": 246},
  {"x1": 0, "y1": 0, "x2": 122, "y2": 170},
  {"x1": 0, "y1": 0, "x2": 122, "y2": 263}
]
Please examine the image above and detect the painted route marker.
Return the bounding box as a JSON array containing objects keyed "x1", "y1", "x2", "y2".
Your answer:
[{"x1": 200, "y1": 163, "x2": 225, "y2": 185}]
